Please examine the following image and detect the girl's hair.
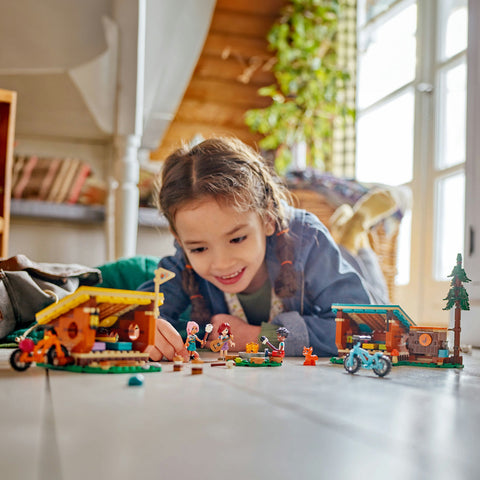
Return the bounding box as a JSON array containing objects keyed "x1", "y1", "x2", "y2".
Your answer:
[
  {"x1": 156, "y1": 137, "x2": 299, "y2": 324},
  {"x1": 186, "y1": 321, "x2": 199, "y2": 335},
  {"x1": 218, "y1": 322, "x2": 232, "y2": 336}
]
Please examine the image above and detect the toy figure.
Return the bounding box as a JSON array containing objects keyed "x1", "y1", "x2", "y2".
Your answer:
[
  {"x1": 275, "y1": 327, "x2": 289, "y2": 353},
  {"x1": 211, "y1": 322, "x2": 235, "y2": 360},
  {"x1": 185, "y1": 321, "x2": 205, "y2": 360},
  {"x1": 260, "y1": 327, "x2": 289, "y2": 362},
  {"x1": 302, "y1": 346, "x2": 318, "y2": 366}
]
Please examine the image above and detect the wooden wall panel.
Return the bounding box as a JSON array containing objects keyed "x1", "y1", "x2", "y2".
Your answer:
[
  {"x1": 194, "y1": 56, "x2": 274, "y2": 86},
  {"x1": 151, "y1": 0, "x2": 285, "y2": 161}
]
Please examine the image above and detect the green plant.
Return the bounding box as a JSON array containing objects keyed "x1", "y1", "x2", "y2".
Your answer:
[{"x1": 245, "y1": 0, "x2": 353, "y2": 174}]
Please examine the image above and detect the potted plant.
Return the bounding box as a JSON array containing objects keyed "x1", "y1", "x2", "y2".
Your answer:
[{"x1": 245, "y1": 0, "x2": 353, "y2": 174}]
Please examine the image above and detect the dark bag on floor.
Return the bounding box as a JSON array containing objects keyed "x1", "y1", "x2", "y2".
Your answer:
[{"x1": 0, "y1": 254, "x2": 102, "y2": 338}]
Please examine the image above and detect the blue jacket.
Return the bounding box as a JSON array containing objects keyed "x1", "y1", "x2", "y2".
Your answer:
[{"x1": 138, "y1": 205, "x2": 373, "y2": 357}]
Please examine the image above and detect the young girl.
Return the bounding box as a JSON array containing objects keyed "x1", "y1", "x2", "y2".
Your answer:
[{"x1": 139, "y1": 137, "x2": 387, "y2": 360}]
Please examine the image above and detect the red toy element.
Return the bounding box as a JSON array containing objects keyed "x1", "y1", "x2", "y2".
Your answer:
[{"x1": 302, "y1": 346, "x2": 318, "y2": 366}]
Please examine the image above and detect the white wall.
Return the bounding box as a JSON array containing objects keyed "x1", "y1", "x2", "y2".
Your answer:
[{"x1": 9, "y1": 220, "x2": 176, "y2": 267}]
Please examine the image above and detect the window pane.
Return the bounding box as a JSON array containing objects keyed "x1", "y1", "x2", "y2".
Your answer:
[
  {"x1": 439, "y1": 0, "x2": 468, "y2": 61},
  {"x1": 357, "y1": 2, "x2": 417, "y2": 108},
  {"x1": 434, "y1": 172, "x2": 465, "y2": 280},
  {"x1": 356, "y1": 90, "x2": 414, "y2": 185},
  {"x1": 358, "y1": 0, "x2": 399, "y2": 26},
  {"x1": 396, "y1": 208, "x2": 411, "y2": 285},
  {"x1": 436, "y1": 61, "x2": 466, "y2": 169}
]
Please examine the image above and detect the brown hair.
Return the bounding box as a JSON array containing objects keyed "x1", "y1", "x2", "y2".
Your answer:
[{"x1": 156, "y1": 137, "x2": 298, "y2": 324}]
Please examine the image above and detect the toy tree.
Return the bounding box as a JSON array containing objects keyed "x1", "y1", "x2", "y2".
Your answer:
[{"x1": 443, "y1": 253, "x2": 471, "y2": 365}]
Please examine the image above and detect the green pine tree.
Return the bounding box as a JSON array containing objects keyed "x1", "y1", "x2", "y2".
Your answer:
[{"x1": 443, "y1": 253, "x2": 470, "y2": 311}]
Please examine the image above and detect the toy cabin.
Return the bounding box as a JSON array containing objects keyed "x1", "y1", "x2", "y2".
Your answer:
[
  {"x1": 333, "y1": 303, "x2": 459, "y2": 367},
  {"x1": 333, "y1": 304, "x2": 416, "y2": 357},
  {"x1": 34, "y1": 286, "x2": 160, "y2": 369}
]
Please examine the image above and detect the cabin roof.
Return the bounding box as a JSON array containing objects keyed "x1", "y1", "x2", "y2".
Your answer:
[
  {"x1": 332, "y1": 304, "x2": 416, "y2": 333},
  {"x1": 35, "y1": 286, "x2": 160, "y2": 325}
]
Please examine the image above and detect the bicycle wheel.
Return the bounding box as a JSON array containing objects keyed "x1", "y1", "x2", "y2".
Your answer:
[
  {"x1": 373, "y1": 356, "x2": 392, "y2": 377},
  {"x1": 343, "y1": 354, "x2": 361, "y2": 374},
  {"x1": 9, "y1": 349, "x2": 31, "y2": 372}
]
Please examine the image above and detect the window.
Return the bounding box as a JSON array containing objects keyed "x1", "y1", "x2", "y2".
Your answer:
[{"x1": 355, "y1": 0, "x2": 468, "y2": 324}]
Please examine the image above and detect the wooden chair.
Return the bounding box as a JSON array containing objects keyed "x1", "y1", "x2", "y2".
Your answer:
[
  {"x1": 0, "y1": 89, "x2": 17, "y2": 258},
  {"x1": 290, "y1": 188, "x2": 400, "y2": 302}
]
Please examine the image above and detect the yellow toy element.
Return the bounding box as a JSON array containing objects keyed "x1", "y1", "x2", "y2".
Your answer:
[
  {"x1": 153, "y1": 268, "x2": 175, "y2": 319},
  {"x1": 36, "y1": 287, "x2": 158, "y2": 325},
  {"x1": 246, "y1": 342, "x2": 259, "y2": 353},
  {"x1": 95, "y1": 334, "x2": 120, "y2": 343},
  {"x1": 98, "y1": 315, "x2": 119, "y2": 328}
]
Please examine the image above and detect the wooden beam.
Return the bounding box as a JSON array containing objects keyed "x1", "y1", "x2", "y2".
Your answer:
[
  {"x1": 211, "y1": 10, "x2": 278, "y2": 37},
  {"x1": 203, "y1": 32, "x2": 271, "y2": 60},
  {"x1": 185, "y1": 77, "x2": 272, "y2": 108},
  {"x1": 194, "y1": 55, "x2": 275, "y2": 86},
  {"x1": 216, "y1": 0, "x2": 285, "y2": 16},
  {"x1": 175, "y1": 99, "x2": 253, "y2": 129}
]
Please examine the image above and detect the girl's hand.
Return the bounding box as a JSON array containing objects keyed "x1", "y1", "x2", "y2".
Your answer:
[
  {"x1": 145, "y1": 317, "x2": 189, "y2": 362},
  {"x1": 209, "y1": 314, "x2": 260, "y2": 352}
]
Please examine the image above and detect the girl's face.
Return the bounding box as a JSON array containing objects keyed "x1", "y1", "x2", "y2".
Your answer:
[
  {"x1": 174, "y1": 198, "x2": 275, "y2": 295},
  {"x1": 221, "y1": 328, "x2": 229, "y2": 336}
]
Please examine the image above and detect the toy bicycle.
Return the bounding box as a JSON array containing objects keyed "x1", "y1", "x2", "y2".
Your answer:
[
  {"x1": 9, "y1": 327, "x2": 72, "y2": 372},
  {"x1": 343, "y1": 338, "x2": 392, "y2": 377}
]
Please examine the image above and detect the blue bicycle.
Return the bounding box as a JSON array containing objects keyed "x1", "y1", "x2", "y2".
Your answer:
[{"x1": 343, "y1": 338, "x2": 392, "y2": 377}]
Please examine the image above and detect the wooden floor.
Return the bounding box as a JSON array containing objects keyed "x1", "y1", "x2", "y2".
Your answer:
[{"x1": 1, "y1": 348, "x2": 479, "y2": 480}]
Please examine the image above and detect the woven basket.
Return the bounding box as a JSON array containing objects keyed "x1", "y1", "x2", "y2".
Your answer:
[{"x1": 290, "y1": 188, "x2": 399, "y2": 301}]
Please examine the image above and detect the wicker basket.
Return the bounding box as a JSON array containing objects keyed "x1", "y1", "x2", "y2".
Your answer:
[{"x1": 290, "y1": 188, "x2": 399, "y2": 301}]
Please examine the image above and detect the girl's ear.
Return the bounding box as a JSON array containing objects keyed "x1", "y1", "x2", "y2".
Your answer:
[{"x1": 264, "y1": 215, "x2": 276, "y2": 236}]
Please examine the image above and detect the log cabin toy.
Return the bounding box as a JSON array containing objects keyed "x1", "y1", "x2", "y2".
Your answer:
[
  {"x1": 332, "y1": 254, "x2": 469, "y2": 369},
  {"x1": 9, "y1": 268, "x2": 174, "y2": 373},
  {"x1": 332, "y1": 304, "x2": 463, "y2": 369},
  {"x1": 333, "y1": 303, "x2": 414, "y2": 359}
]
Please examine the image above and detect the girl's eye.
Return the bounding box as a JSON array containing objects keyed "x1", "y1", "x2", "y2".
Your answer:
[
  {"x1": 231, "y1": 235, "x2": 246, "y2": 244},
  {"x1": 189, "y1": 247, "x2": 206, "y2": 254}
]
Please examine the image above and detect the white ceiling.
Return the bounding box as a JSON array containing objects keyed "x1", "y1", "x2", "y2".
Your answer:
[{"x1": 0, "y1": 0, "x2": 215, "y2": 149}]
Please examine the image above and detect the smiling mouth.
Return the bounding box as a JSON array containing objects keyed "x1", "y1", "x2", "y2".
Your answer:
[{"x1": 215, "y1": 268, "x2": 245, "y2": 285}]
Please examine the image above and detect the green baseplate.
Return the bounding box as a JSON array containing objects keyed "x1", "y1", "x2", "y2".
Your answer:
[
  {"x1": 329, "y1": 357, "x2": 464, "y2": 369},
  {"x1": 36, "y1": 363, "x2": 162, "y2": 374},
  {"x1": 234, "y1": 358, "x2": 282, "y2": 367}
]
